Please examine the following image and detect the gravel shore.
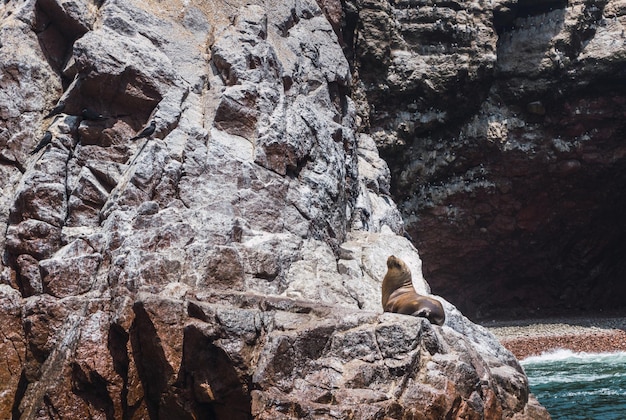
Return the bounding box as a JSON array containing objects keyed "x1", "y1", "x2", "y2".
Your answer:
[{"x1": 482, "y1": 316, "x2": 626, "y2": 359}]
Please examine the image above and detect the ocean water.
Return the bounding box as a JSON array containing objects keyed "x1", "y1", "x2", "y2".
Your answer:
[{"x1": 521, "y1": 350, "x2": 626, "y2": 419}]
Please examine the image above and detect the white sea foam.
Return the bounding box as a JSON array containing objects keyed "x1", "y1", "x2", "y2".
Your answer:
[
  {"x1": 521, "y1": 349, "x2": 626, "y2": 364},
  {"x1": 561, "y1": 388, "x2": 626, "y2": 397},
  {"x1": 529, "y1": 372, "x2": 618, "y2": 386},
  {"x1": 523, "y1": 349, "x2": 626, "y2": 418}
]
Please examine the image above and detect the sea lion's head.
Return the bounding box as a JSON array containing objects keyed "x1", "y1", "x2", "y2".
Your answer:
[
  {"x1": 386, "y1": 255, "x2": 407, "y2": 271},
  {"x1": 382, "y1": 255, "x2": 413, "y2": 302}
]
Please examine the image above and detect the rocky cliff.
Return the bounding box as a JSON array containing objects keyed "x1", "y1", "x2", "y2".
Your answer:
[
  {"x1": 0, "y1": 0, "x2": 550, "y2": 418},
  {"x1": 344, "y1": 0, "x2": 626, "y2": 319}
]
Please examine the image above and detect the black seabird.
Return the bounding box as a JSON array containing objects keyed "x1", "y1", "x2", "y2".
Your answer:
[
  {"x1": 130, "y1": 120, "x2": 156, "y2": 140},
  {"x1": 30, "y1": 131, "x2": 53, "y2": 155},
  {"x1": 44, "y1": 100, "x2": 65, "y2": 118},
  {"x1": 82, "y1": 108, "x2": 107, "y2": 121}
]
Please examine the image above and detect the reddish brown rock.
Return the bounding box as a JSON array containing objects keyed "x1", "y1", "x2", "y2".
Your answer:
[
  {"x1": 0, "y1": 1, "x2": 549, "y2": 419},
  {"x1": 0, "y1": 286, "x2": 26, "y2": 416}
]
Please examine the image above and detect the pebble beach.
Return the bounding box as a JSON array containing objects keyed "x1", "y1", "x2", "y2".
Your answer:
[{"x1": 483, "y1": 316, "x2": 626, "y2": 359}]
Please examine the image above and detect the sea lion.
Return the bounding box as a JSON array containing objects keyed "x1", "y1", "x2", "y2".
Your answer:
[{"x1": 382, "y1": 255, "x2": 445, "y2": 326}]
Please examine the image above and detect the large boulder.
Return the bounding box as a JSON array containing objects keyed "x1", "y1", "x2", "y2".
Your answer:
[{"x1": 0, "y1": 0, "x2": 548, "y2": 418}]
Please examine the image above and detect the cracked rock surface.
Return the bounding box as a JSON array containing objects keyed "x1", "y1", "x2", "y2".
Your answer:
[{"x1": 0, "y1": 1, "x2": 547, "y2": 418}]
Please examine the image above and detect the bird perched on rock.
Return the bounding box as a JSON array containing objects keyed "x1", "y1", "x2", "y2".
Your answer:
[
  {"x1": 44, "y1": 100, "x2": 65, "y2": 118},
  {"x1": 30, "y1": 131, "x2": 52, "y2": 155},
  {"x1": 130, "y1": 120, "x2": 156, "y2": 140},
  {"x1": 81, "y1": 108, "x2": 107, "y2": 121}
]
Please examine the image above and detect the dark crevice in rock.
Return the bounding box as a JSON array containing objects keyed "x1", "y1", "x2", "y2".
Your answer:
[
  {"x1": 565, "y1": 2, "x2": 607, "y2": 61},
  {"x1": 43, "y1": 394, "x2": 61, "y2": 419},
  {"x1": 174, "y1": 324, "x2": 253, "y2": 420},
  {"x1": 327, "y1": 81, "x2": 350, "y2": 121},
  {"x1": 340, "y1": 0, "x2": 359, "y2": 69},
  {"x1": 62, "y1": 142, "x2": 75, "y2": 228},
  {"x1": 130, "y1": 303, "x2": 174, "y2": 419},
  {"x1": 276, "y1": 7, "x2": 300, "y2": 37},
  {"x1": 211, "y1": 54, "x2": 236, "y2": 87},
  {"x1": 285, "y1": 153, "x2": 312, "y2": 180},
  {"x1": 107, "y1": 323, "x2": 130, "y2": 417},
  {"x1": 70, "y1": 362, "x2": 116, "y2": 419},
  {"x1": 0, "y1": 155, "x2": 26, "y2": 173},
  {"x1": 80, "y1": 69, "x2": 162, "y2": 124},
  {"x1": 345, "y1": 285, "x2": 364, "y2": 309},
  {"x1": 253, "y1": 272, "x2": 278, "y2": 282},
  {"x1": 493, "y1": 0, "x2": 569, "y2": 35},
  {"x1": 392, "y1": 349, "x2": 421, "y2": 399},
  {"x1": 516, "y1": 0, "x2": 568, "y2": 17},
  {"x1": 34, "y1": 0, "x2": 90, "y2": 75},
  {"x1": 10, "y1": 369, "x2": 28, "y2": 420},
  {"x1": 187, "y1": 302, "x2": 210, "y2": 322}
]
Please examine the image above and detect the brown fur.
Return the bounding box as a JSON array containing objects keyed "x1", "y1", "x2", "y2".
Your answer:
[{"x1": 382, "y1": 255, "x2": 445, "y2": 326}]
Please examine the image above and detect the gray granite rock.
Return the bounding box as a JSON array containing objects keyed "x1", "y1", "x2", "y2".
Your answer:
[{"x1": 0, "y1": 0, "x2": 548, "y2": 418}]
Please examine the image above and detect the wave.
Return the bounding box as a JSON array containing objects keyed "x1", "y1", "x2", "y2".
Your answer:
[
  {"x1": 522, "y1": 349, "x2": 626, "y2": 419},
  {"x1": 521, "y1": 349, "x2": 626, "y2": 364},
  {"x1": 559, "y1": 387, "x2": 626, "y2": 397},
  {"x1": 528, "y1": 372, "x2": 622, "y2": 386}
]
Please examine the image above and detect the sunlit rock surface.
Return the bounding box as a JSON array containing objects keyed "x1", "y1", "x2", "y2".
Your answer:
[{"x1": 0, "y1": 1, "x2": 548, "y2": 418}]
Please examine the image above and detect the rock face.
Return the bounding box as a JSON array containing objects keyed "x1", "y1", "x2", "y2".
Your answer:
[
  {"x1": 344, "y1": 0, "x2": 626, "y2": 319},
  {"x1": 0, "y1": 1, "x2": 548, "y2": 419}
]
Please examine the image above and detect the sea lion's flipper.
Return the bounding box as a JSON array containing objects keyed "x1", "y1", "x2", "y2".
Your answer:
[
  {"x1": 412, "y1": 306, "x2": 445, "y2": 326},
  {"x1": 412, "y1": 308, "x2": 431, "y2": 318}
]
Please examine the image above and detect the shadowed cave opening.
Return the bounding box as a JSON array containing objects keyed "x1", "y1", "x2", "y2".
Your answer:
[
  {"x1": 387, "y1": 85, "x2": 626, "y2": 321},
  {"x1": 493, "y1": 0, "x2": 569, "y2": 35},
  {"x1": 337, "y1": 0, "x2": 626, "y2": 321},
  {"x1": 34, "y1": 0, "x2": 89, "y2": 76}
]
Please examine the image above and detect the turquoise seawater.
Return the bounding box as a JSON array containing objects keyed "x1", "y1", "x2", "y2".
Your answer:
[{"x1": 521, "y1": 350, "x2": 626, "y2": 419}]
